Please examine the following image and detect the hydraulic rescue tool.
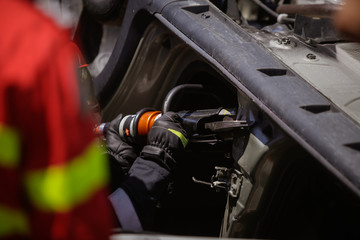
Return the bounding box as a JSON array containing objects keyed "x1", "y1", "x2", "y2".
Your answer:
[{"x1": 96, "y1": 107, "x2": 253, "y2": 145}]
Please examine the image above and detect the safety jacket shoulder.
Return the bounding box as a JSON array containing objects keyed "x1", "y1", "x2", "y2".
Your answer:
[{"x1": 0, "y1": 0, "x2": 112, "y2": 239}]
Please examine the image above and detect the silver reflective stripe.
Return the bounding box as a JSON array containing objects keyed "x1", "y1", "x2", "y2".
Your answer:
[{"x1": 109, "y1": 188, "x2": 143, "y2": 232}]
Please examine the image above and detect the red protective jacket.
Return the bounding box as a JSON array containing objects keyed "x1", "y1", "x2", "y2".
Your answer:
[{"x1": 0, "y1": 0, "x2": 112, "y2": 239}]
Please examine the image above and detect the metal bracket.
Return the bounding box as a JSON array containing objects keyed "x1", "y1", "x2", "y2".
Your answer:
[
  {"x1": 192, "y1": 167, "x2": 243, "y2": 196},
  {"x1": 228, "y1": 169, "x2": 243, "y2": 198},
  {"x1": 204, "y1": 120, "x2": 253, "y2": 133}
]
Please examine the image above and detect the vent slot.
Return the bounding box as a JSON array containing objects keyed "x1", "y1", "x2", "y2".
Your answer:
[
  {"x1": 183, "y1": 5, "x2": 210, "y2": 14},
  {"x1": 344, "y1": 143, "x2": 360, "y2": 152},
  {"x1": 258, "y1": 68, "x2": 288, "y2": 76},
  {"x1": 300, "y1": 105, "x2": 331, "y2": 114}
]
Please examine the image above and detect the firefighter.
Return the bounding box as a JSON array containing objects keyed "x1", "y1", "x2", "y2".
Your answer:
[
  {"x1": 0, "y1": 0, "x2": 188, "y2": 238},
  {"x1": 0, "y1": 0, "x2": 113, "y2": 239}
]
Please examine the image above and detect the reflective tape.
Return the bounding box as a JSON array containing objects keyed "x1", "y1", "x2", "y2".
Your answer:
[
  {"x1": 0, "y1": 205, "x2": 29, "y2": 237},
  {"x1": 168, "y1": 129, "x2": 188, "y2": 148},
  {"x1": 219, "y1": 108, "x2": 230, "y2": 115},
  {"x1": 0, "y1": 124, "x2": 20, "y2": 168},
  {"x1": 25, "y1": 141, "x2": 108, "y2": 212},
  {"x1": 109, "y1": 188, "x2": 143, "y2": 232}
]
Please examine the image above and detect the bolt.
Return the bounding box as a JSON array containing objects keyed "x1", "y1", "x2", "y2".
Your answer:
[
  {"x1": 278, "y1": 37, "x2": 291, "y2": 45},
  {"x1": 306, "y1": 53, "x2": 317, "y2": 60}
]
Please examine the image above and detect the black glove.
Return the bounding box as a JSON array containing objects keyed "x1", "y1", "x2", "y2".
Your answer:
[
  {"x1": 106, "y1": 113, "x2": 137, "y2": 174},
  {"x1": 120, "y1": 112, "x2": 188, "y2": 230},
  {"x1": 140, "y1": 112, "x2": 188, "y2": 172}
]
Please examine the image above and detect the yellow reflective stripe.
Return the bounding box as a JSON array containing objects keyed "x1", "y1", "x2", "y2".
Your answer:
[
  {"x1": 168, "y1": 129, "x2": 188, "y2": 148},
  {"x1": 0, "y1": 205, "x2": 29, "y2": 237},
  {"x1": 219, "y1": 109, "x2": 230, "y2": 115},
  {"x1": 0, "y1": 124, "x2": 20, "y2": 168},
  {"x1": 25, "y1": 140, "x2": 108, "y2": 212}
]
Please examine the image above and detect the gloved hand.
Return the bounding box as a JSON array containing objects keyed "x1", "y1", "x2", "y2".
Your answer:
[
  {"x1": 105, "y1": 113, "x2": 137, "y2": 174},
  {"x1": 140, "y1": 111, "x2": 188, "y2": 172},
  {"x1": 119, "y1": 112, "x2": 188, "y2": 230}
]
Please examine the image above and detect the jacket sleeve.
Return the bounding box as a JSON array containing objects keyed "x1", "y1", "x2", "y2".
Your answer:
[{"x1": 109, "y1": 155, "x2": 172, "y2": 231}]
